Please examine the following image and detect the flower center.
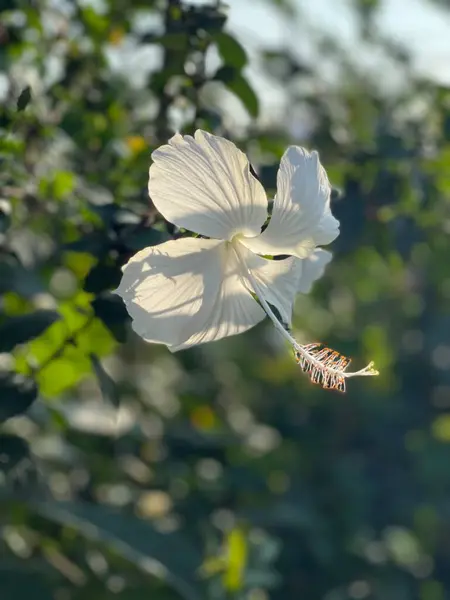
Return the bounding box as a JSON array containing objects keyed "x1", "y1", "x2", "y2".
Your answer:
[{"x1": 230, "y1": 233, "x2": 244, "y2": 246}]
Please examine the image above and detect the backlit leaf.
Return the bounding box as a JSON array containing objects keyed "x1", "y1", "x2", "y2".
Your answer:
[
  {"x1": 214, "y1": 32, "x2": 247, "y2": 70},
  {"x1": 0, "y1": 311, "x2": 60, "y2": 353}
]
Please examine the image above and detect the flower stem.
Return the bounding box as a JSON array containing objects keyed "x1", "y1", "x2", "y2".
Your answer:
[{"x1": 235, "y1": 245, "x2": 379, "y2": 391}]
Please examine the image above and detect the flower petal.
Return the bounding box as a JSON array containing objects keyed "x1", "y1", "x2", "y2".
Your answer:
[
  {"x1": 235, "y1": 242, "x2": 302, "y2": 327},
  {"x1": 115, "y1": 237, "x2": 264, "y2": 351},
  {"x1": 240, "y1": 146, "x2": 339, "y2": 258},
  {"x1": 297, "y1": 249, "x2": 332, "y2": 294},
  {"x1": 149, "y1": 130, "x2": 268, "y2": 241}
]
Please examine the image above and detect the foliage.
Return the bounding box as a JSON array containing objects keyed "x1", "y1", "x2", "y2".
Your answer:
[{"x1": 1, "y1": 1, "x2": 450, "y2": 599}]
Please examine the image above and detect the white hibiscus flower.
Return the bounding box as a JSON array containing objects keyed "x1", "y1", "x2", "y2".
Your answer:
[{"x1": 115, "y1": 130, "x2": 378, "y2": 391}]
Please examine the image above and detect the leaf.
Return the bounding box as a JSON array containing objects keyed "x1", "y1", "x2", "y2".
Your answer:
[
  {"x1": 214, "y1": 32, "x2": 247, "y2": 70},
  {"x1": 87, "y1": 202, "x2": 120, "y2": 226},
  {"x1": 215, "y1": 67, "x2": 259, "y2": 118},
  {"x1": 52, "y1": 171, "x2": 75, "y2": 199},
  {"x1": 13, "y1": 298, "x2": 117, "y2": 397},
  {"x1": 84, "y1": 261, "x2": 121, "y2": 294},
  {"x1": 63, "y1": 232, "x2": 108, "y2": 255},
  {"x1": 0, "y1": 374, "x2": 38, "y2": 422},
  {"x1": 33, "y1": 346, "x2": 91, "y2": 398},
  {"x1": 189, "y1": 5, "x2": 226, "y2": 33},
  {"x1": 0, "y1": 310, "x2": 60, "y2": 353},
  {"x1": 258, "y1": 165, "x2": 278, "y2": 191},
  {"x1": 32, "y1": 501, "x2": 206, "y2": 600},
  {"x1": 0, "y1": 434, "x2": 30, "y2": 474},
  {"x1": 158, "y1": 32, "x2": 189, "y2": 51},
  {"x1": 223, "y1": 528, "x2": 248, "y2": 592},
  {"x1": 17, "y1": 86, "x2": 32, "y2": 111},
  {"x1": 92, "y1": 294, "x2": 128, "y2": 343},
  {"x1": 90, "y1": 354, "x2": 119, "y2": 408},
  {"x1": 123, "y1": 228, "x2": 170, "y2": 252}
]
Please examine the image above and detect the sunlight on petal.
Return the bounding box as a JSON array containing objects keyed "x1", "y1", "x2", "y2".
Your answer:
[
  {"x1": 169, "y1": 243, "x2": 265, "y2": 351},
  {"x1": 236, "y1": 243, "x2": 302, "y2": 327},
  {"x1": 149, "y1": 130, "x2": 268, "y2": 241},
  {"x1": 297, "y1": 249, "x2": 332, "y2": 294},
  {"x1": 240, "y1": 146, "x2": 339, "y2": 258},
  {"x1": 115, "y1": 238, "x2": 264, "y2": 351}
]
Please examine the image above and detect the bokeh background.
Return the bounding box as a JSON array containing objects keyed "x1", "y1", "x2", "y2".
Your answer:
[{"x1": 1, "y1": 0, "x2": 450, "y2": 599}]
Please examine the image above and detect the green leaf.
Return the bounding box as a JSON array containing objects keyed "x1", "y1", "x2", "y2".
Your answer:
[
  {"x1": 84, "y1": 262, "x2": 121, "y2": 294},
  {"x1": 32, "y1": 345, "x2": 92, "y2": 398},
  {"x1": 0, "y1": 310, "x2": 60, "y2": 353},
  {"x1": 158, "y1": 32, "x2": 189, "y2": 51},
  {"x1": 223, "y1": 528, "x2": 248, "y2": 591},
  {"x1": 123, "y1": 228, "x2": 170, "y2": 252},
  {"x1": 214, "y1": 32, "x2": 247, "y2": 70},
  {"x1": 0, "y1": 434, "x2": 30, "y2": 474},
  {"x1": 92, "y1": 294, "x2": 128, "y2": 343},
  {"x1": 189, "y1": 5, "x2": 226, "y2": 33},
  {"x1": 32, "y1": 501, "x2": 206, "y2": 600},
  {"x1": 215, "y1": 67, "x2": 259, "y2": 118},
  {"x1": 90, "y1": 353, "x2": 119, "y2": 408},
  {"x1": 13, "y1": 298, "x2": 117, "y2": 397},
  {"x1": 258, "y1": 165, "x2": 278, "y2": 190},
  {"x1": 52, "y1": 171, "x2": 75, "y2": 199},
  {"x1": 0, "y1": 374, "x2": 38, "y2": 422},
  {"x1": 63, "y1": 232, "x2": 108, "y2": 255},
  {"x1": 17, "y1": 86, "x2": 32, "y2": 112}
]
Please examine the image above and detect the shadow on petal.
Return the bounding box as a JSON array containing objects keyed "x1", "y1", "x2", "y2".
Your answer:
[{"x1": 116, "y1": 238, "x2": 264, "y2": 350}]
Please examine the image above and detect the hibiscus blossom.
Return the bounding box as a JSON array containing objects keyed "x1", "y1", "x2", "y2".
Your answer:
[{"x1": 115, "y1": 130, "x2": 378, "y2": 391}]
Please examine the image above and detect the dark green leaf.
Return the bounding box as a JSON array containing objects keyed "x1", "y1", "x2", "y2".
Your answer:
[
  {"x1": 0, "y1": 375, "x2": 38, "y2": 422},
  {"x1": 84, "y1": 262, "x2": 121, "y2": 294},
  {"x1": 215, "y1": 67, "x2": 259, "y2": 117},
  {"x1": 157, "y1": 33, "x2": 189, "y2": 51},
  {"x1": 87, "y1": 202, "x2": 120, "y2": 226},
  {"x1": 32, "y1": 501, "x2": 206, "y2": 600},
  {"x1": 187, "y1": 5, "x2": 227, "y2": 33},
  {"x1": 92, "y1": 293, "x2": 128, "y2": 343},
  {"x1": 90, "y1": 354, "x2": 119, "y2": 408},
  {"x1": 0, "y1": 434, "x2": 30, "y2": 473},
  {"x1": 214, "y1": 65, "x2": 236, "y2": 84},
  {"x1": 258, "y1": 165, "x2": 278, "y2": 190},
  {"x1": 123, "y1": 228, "x2": 170, "y2": 252},
  {"x1": 0, "y1": 310, "x2": 60, "y2": 352},
  {"x1": 17, "y1": 86, "x2": 32, "y2": 111},
  {"x1": 214, "y1": 32, "x2": 247, "y2": 70},
  {"x1": 63, "y1": 231, "x2": 108, "y2": 255}
]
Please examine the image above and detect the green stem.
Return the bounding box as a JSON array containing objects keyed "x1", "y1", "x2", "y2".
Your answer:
[{"x1": 234, "y1": 243, "x2": 378, "y2": 382}]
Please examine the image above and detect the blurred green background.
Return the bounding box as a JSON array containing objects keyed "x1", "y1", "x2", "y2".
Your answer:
[{"x1": 1, "y1": 0, "x2": 450, "y2": 599}]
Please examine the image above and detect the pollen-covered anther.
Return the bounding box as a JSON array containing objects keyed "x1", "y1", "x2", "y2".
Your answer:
[{"x1": 295, "y1": 343, "x2": 357, "y2": 393}]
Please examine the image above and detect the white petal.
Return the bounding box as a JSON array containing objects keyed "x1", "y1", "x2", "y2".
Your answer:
[
  {"x1": 240, "y1": 146, "x2": 339, "y2": 258},
  {"x1": 115, "y1": 237, "x2": 264, "y2": 351},
  {"x1": 236, "y1": 242, "x2": 302, "y2": 327},
  {"x1": 297, "y1": 249, "x2": 332, "y2": 294},
  {"x1": 170, "y1": 242, "x2": 266, "y2": 351},
  {"x1": 149, "y1": 130, "x2": 268, "y2": 241}
]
